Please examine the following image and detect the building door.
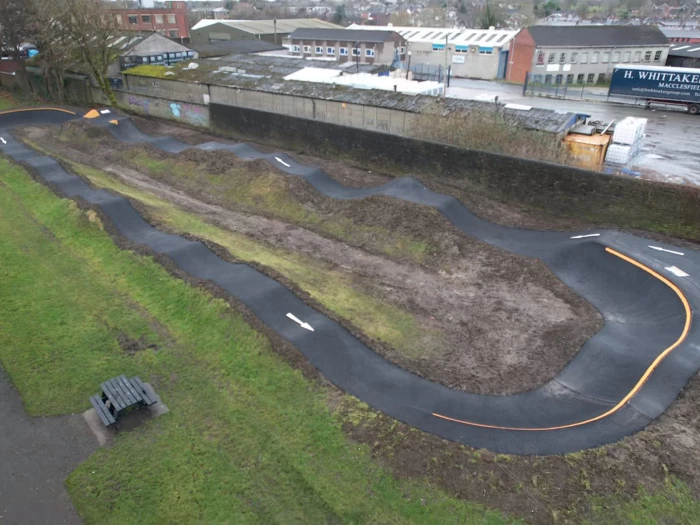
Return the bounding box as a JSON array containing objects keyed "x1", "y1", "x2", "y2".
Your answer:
[{"x1": 497, "y1": 50, "x2": 508, "y2": 79}]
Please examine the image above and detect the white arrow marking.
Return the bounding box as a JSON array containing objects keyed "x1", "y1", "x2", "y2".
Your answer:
[
  {"x1": 665, "y1": 266, "x2": 689, "y2": 277},
  {"x1": 286, "y1": 312, "x2": 314, "y2": 331},
  {"x1": 275, "y1": 157, "x2": 291, "y2": 168},
  {"x1": 649, "y1": 246, "x2": 684, "y2": 256},
  {"x1": 0, "y1": 137, "x2": 6, "y2": 145},
  {"x1": 570, "y1": 233, "x2": 600, "y2": 239}
]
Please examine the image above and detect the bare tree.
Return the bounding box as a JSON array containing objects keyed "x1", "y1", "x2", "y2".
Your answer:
[
  {"x1": 30, "y1": 0, "x2": 73, "y2": 102},
  {"x1": 55, "y1": 0, "x2": 120, "y2": 106},
  {"x1": 0, "y1": 0, "x2": 35, "y2": 73}
]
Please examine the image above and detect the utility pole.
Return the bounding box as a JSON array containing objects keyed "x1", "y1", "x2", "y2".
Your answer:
[{"x1": 443, "y1": 34, "x2": 449, "y2": 97}]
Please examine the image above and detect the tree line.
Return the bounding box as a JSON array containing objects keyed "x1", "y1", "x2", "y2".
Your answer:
[{"x1": 0, "y1": 0, "x2": 119, "y2": 104}]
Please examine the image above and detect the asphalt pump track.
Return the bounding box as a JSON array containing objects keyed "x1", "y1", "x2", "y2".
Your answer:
[{"x1": 1, "y1": 107, "x2": 699, "y2": 455}]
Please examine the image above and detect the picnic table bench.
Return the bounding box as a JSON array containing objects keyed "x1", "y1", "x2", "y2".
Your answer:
[{"x1": 89, "y1": 375, "x2": 157, "y2": 427}]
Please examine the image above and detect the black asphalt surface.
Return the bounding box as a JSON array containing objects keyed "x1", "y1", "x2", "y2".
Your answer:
[
  {"x1": 1, "y1": 108, "x2": 699, "y2": 455},
  {"x1": 0, "y1": 367, "x2": 96, "y2": 524}
]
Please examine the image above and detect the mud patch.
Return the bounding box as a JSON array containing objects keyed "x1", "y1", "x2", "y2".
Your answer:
[{"x1": 116, "y1": 332, "x2": 158, "y2": 355}]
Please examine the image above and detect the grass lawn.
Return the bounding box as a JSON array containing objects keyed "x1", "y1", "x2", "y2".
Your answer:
[{"x1": 0, "y1": 156, "x2": 510, "y2": 523}]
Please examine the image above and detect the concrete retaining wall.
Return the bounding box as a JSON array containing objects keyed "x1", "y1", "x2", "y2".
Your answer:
[
  {"x1": 92, "y1": 87, "x2": 210, "y2": 127},
  {"x1": 210, "y1": 103, "x2": 700, "y2": 240}
]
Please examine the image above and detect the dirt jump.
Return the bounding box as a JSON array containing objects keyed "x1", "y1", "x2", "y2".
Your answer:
[{"x1": 1, "y1": 107, "x2": 698, "y2": 455}]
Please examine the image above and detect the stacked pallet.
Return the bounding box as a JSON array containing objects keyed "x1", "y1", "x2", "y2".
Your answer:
[{"x1": 605, "y1": 117, "x2": 647, "y2": 165}]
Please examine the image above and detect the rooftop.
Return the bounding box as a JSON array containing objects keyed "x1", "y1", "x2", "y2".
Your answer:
[
  {"x1": 190, "y1": 18, "x2": 342, "y2": 35},
  {"x1": 288, "y1": 28, "x2": 402, "y2": 43},
  {"x1": 527, "y1": 25, "x2": 669, "y2": 47},
  {"x1": 123, "y1": 58, "x2": 581, "y2": 134},
  {"x1": 188, "y1": 40, "x2": 284, "y2": 58},
  {"x1": 668, "y1": 43, "x2": 700, "y2": 58},
  {"x1": 347, "y1": 24, "x2": 517, "y2": 47},
  {"x1": 660, "y1": 28, "x2": 700, "y2": 39}
]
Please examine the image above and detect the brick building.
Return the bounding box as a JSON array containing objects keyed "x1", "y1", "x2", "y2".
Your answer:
[
  {"x1": 506, "y1": 25, "x2": 670, "y2": 85},
  {"x1": 284, "y1": 29, "x2": 406, "y2": 65},
  {"x1": 109, "y1": 1, "x2": 190, "y2": 42}
]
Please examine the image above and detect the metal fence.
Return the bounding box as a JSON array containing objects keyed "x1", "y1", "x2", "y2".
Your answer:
[{"x1": 523, "y1": 72, "x2": 612, "y2": 101}]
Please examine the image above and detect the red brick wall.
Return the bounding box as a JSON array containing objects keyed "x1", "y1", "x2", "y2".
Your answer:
[
  {"x1": 109, "y1": 2, "x2": 189, "y2": 40},
  {"x1": 506, "y1": 28, "x2": 535, "y2": 84}
]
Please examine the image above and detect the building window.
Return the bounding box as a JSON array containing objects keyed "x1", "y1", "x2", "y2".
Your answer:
[
  {"x1": 142, "y1": 15, "x2": 151, "y2": 24},
  {"x1": 612, "y1": 51, "x2": 620, "y2": 62},
  {"x1": 455, "y1": 45, "x2": 469, "y2": 54},
  {"x1": 623, "y1": 51, "x2": 631, "y2": 62},
  {"x1": 155, "y1": 14, "x2": 164, "y2": 24},
  {"x1": 536, "y1": 51, "x2": 545, "y2": 65},
  {"x1": 478, "y1": 47, "x2": 493, "y2": 55},
  {"x1": 366, "y1": 49, "x2": 375, "y2": 57},
  {"x1": 580, "y1": 52, "x2": 588, "y2": 64},
  {"x1": 597, "y1": 73, "x2": 607, "y2": 84},
  {"x1": 644, "y1": 50, "x2": 652, "y2": 62},
  {"x1": 559, "y1": 53, "x2": 566, "y2": 63},
  {"x1": 570, "y1": 52, "x2": 577, "y2": 63},
  {"x1": 169, "y1": 30, "x2": 178, "y2": 38},
  {"x1": 291, "y1": 45, "x2": 300, "y2": 52},
  {"x1": 327, "y1": 47, "x2": 335, "y2": 55},
  {"x1": 566, "y1": 74, "x2": 574, "y2": 83},
  {"x1": 545, "y1": 74, "x2": 552, "y2": 84},
  {"x1": 303, "y1": 45, "x2": 311, "y2": 53},
  {"x1": 128, "y1": 15, "x2": 138, "y2": 24},
  {"x1": 548, "y1": 53, "x2": 556, "y2": 64},
  {"x1": 114, "y1": 14, "x2": 122, "y2": 25},
  {"x1": 577, "y1": 73, "x2": 584, "y2": 84},
  {"x1": 555, "y1": 74, "x2": 563, "y2": 84},
  {"x1": 399, "y1": 46, "x2": 405, "y2": 54},
  {"x1": 633, "y1": 51, "x2": 641, "y2": 62},
  {"x1": 339, "y1": 47, "x2": 347, "y2": 56},
  {"x1": 352, "y1": 47, "x2": 361, "y2": 56},
  {"x1": 587, "y1": 73, "x2": 595, "y2": 84},
  {"x1": 591, "y1": 52, "x2": 599, "y2": 63},
  {"x1": 315, "y1": 46, "x2": 323, "y2": 54},
  {"x1": 167, "y1": 14, "x2": 176, "y2": 24},
  {"x1": 654, "y1": 50, "x2": 662, "y2": 61},
  {"x1": 432, "y1": 43, "x2": 445, "y2": 52},
  {"x1": 602, "y1": 52, "x2": 610, "y2": 63}
]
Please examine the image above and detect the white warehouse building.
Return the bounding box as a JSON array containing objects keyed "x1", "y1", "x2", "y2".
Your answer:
[{"x1": 346, "y1": 24, "x2": 517, "y2": 80}]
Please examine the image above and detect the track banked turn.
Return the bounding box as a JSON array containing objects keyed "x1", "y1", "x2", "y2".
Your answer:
[{"x1": 2, "y1": 108, "x2": 699, "y2": 455}]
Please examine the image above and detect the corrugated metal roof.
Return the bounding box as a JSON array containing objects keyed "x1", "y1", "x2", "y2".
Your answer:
[
  {"x1": 189, "y1": 40, "x2": 284, "y2": 58},
  {"x1": 123, "y1": 33, "x2": 193, "y2": 57},
  {"x1": 288, "y1": 28, "x2": 401, "y2": 43},
  {"x1": 660, "y1": 28, "x2": 700, "y2": 39},
  {"x1": 191, "y1": 18, "x2": 342, "y2": 35},
  {"x1": 347, "y1": 24, "x2": 517, "y2": 46},
  {"x1": 669, "y1": 44, "x2": 700, "y2": 58}
]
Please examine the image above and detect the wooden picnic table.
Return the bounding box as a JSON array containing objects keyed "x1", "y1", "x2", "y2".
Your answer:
[{"x1": 89, "y1": 375, "x2": 157, "y2": 427}]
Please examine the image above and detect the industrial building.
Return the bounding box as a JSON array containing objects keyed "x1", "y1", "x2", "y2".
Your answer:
[
  {"x1": 284, "y1": 29, "x2": 406, "y2": 65},
  {"x1": 506, "y1": 25, "x2": 670, "y2": 85},
  {"x1": 667, "y1": 43, "x2": 700, "y2": 68},
  {"x1": 109, "y1": 1, "x2": 190, "y2": 42},
  {"x1": 189, "y1": 18, "x2": 342, "y2": 45},
  {"x1": 347, "y1": 25, "x2": 517, "y2": 80}
]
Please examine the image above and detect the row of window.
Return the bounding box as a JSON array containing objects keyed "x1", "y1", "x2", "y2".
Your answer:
[
  {"x1": 117, "y1": 13, "x2": 178, "y2": 26},
  {"x1": 432, "y1": 44, "x2": 493, "y2": 55},
  {"x1": 121, "y1": 51, "x2": 195, "y2": 69},
  {"x1": 536, "y1": 49, "x2": 663, "y2": 66},
  {"x1": 291, "y1": 45, "x2": 376, "y2": 57},
  {"x1": 533, "y1": 73, "x2": 608, "y2": 85}
]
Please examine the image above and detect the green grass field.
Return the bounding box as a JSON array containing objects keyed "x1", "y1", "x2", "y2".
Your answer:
[{"x1": 0, "y1": 157, "x2": 512, "y2": 523}]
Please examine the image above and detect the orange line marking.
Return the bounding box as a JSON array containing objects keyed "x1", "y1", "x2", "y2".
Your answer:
[
  {"x1": 0, "y1": 107, "x2": 76, "y2": 116},
  {"x1": 433, "y1": 246, "x2": 692, "y2": 431}
]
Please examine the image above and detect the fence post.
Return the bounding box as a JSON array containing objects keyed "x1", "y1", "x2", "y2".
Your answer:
[{"x1": 523, "y1": 72, "x2": 529, "y2": 96}]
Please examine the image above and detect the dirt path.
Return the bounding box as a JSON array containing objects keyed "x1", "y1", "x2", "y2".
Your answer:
[{"x1": 0, "y1": 366, "x2": 96, "y2": 524}]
